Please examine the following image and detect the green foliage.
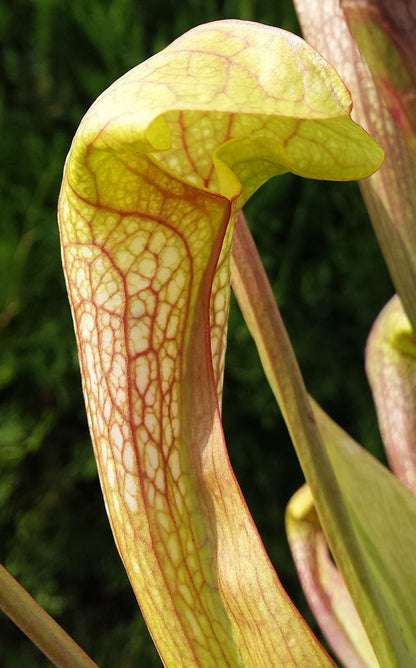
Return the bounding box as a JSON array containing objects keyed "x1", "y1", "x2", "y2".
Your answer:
[{"x1": 0, "y1": 0, "x2": 392, "y2": 665}]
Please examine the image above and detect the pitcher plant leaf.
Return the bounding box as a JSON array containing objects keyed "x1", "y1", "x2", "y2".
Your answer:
[{"x1": 59, "y1": 19, "x2": 382, "y2": 667}]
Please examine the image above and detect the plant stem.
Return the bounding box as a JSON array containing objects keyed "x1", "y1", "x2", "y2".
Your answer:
[
  {"x1": 231, "y1": 211, "x2": 340, "y2": 502},
  {"x1": 230, "y1": 210, "x2": 394, "y2": 665},
  {"x1": 0, "y1": 563, "x2": 99, "y2": 668}
]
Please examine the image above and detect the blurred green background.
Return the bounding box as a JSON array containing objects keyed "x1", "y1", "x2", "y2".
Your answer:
[{"x1": 0, "y1": 0, "x2": 393, "y2": 665}]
